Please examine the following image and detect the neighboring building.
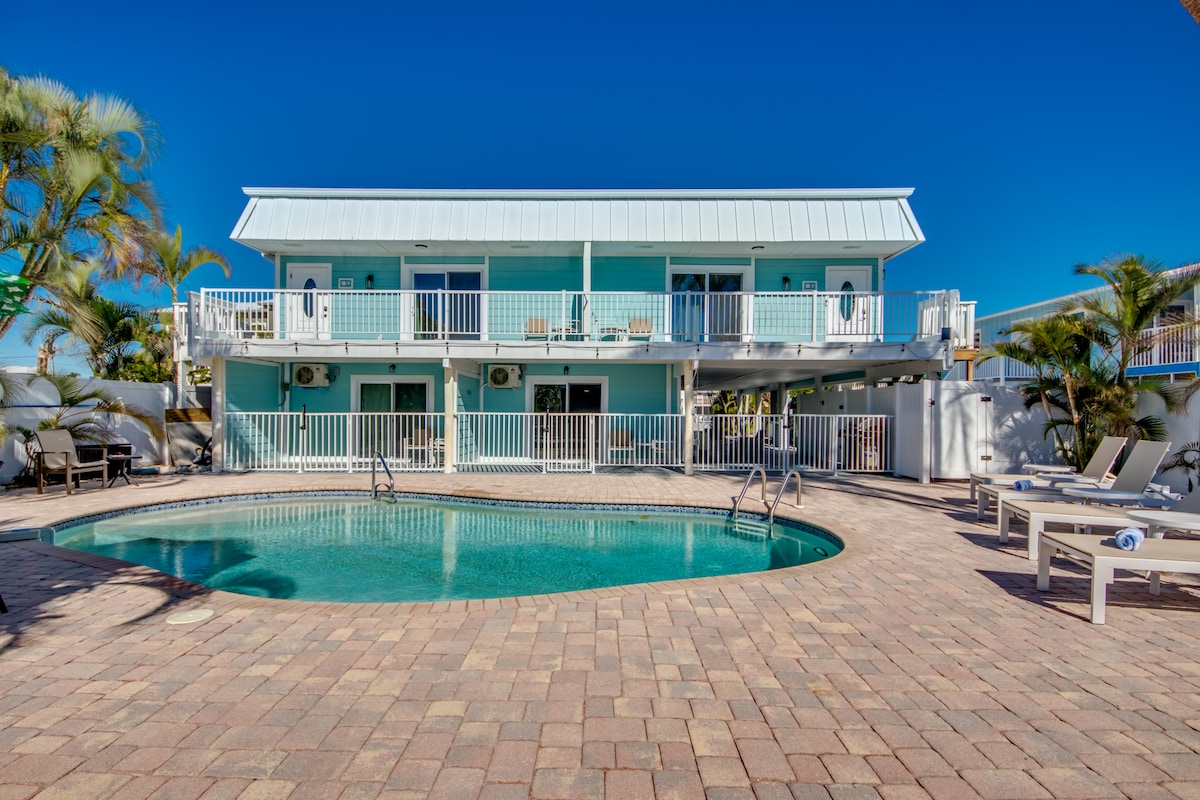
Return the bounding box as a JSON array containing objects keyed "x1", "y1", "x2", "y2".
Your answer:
[
  {"x1": 956, "y1": 265, "x2": 1200, "y2": 383},
  {"x1": 180, "y1": 188, "x2": 975, "y2": 474}
]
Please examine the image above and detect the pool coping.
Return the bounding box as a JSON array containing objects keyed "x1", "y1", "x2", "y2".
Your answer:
[{"x1": 6, "y1": 486, "x2": 869, "y2": 614}]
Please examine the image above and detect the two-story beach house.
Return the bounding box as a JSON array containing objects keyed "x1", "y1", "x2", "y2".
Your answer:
[{"x1": 180, "y1": 188, "x2": 975, "y2": 475}]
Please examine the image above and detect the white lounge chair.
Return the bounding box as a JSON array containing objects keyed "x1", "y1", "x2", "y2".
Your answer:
[
  {"x1": 1038, "y1": 531, "x2": 1200, "y2": 624},
  {"x1": 972, "y1": 435, "x2": 1125, "y2": 509},
  {"x1": 999, "y1": 442, "x2": 1184, "y2": 559},
  {"x1": 978, "y1": 439, "x2": 1167, "y2": 521}
]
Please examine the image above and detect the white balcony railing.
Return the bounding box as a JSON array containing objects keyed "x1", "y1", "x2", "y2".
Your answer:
[
  {"x1": 223, "y1": 411, "x2": 892, "y2": 474},
  {"x1": 972, "y1": 356, "x2": 1039, "y2": 381},
  {"x1": 191, "y1": 289, "x2": 964, "y2": 346},
  {"x1": 1130, "y1": 325, "x2": 1199, "y2": 369}
]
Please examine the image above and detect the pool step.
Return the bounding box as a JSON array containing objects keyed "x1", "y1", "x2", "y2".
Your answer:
[{"x1": 728, "y1": 518, "x2": 773, "y2": 539}]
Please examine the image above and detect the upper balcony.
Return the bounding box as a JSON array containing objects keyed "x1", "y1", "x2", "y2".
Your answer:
[{"x1": 185, "y1": 288, "x2": 973, "y2": 353}]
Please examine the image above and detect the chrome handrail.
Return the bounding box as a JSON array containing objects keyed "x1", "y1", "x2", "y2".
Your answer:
[
  {"x1": 732, "y1": 466, "x2": 767, "y2": 521},
  {"x1": 372, "y1": 451, "x2": 396, "y2": 501},
  {"x1": 767, "y1": 470, "x2": 804, "y2": 535}
]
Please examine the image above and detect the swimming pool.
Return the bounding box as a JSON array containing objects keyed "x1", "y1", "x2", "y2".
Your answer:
[{"x1": 53, "y1": 494, "x2": 841, "y2": 603}]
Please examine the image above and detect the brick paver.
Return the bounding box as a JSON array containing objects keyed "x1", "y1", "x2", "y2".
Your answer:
[{"x1": 2, "y1": 470, "x2": 1200, "y2": 798}]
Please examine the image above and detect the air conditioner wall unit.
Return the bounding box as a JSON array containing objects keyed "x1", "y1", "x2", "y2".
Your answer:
[
  {"x1": 487, "y1": 364, "x2": 521, "y2": 389},
  {"x1": 293, "y1": 363, "x2": 330, "y2": 388}
]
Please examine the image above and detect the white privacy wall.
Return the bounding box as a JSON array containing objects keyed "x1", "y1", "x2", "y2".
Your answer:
[{"x1": 0, "y1": 374, "x2": 171, "y2": 485}]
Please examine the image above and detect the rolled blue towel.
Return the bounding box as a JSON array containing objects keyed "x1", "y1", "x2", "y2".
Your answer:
[
  {"x1": 1114, "y1": 528, "x2": 1145, "y2": 551},
  {"x1": 1012, "y1": 479, "x2": 1034, "y2": 491}
]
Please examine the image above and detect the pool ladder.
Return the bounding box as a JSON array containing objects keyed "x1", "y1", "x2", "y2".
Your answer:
[
  {"x1": 371, "y1": 451, "x2": 397, "y2": 502},
  {"x1": 731, "y1": 467, "x2": 804, "y2": 537}
]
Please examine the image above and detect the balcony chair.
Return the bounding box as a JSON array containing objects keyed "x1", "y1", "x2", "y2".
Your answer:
[
  {"x1": 34, "y1": 429, "x2": 108, "y2": 495},
  {"x1": 628, "y1": 317, "x2": 653, "y2": 341},
  {"x1": 523, "y1": 317, "x2": 549, "y2": 340},
  {"x1": 608, "y1": 429, "x2": 635, "y2": 463}
]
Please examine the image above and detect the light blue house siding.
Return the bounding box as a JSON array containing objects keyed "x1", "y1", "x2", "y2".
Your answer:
[
  {"x1": 286, "y1": 363, "x2": 445, "y2": 414},
  {"x1": 226, "y1": 360, "x2": 282, "y2": 411}
]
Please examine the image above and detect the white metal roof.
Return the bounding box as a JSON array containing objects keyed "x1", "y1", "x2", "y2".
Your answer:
[{"x1": 232, "y1": 188, "x2": 925, "y2": 258}]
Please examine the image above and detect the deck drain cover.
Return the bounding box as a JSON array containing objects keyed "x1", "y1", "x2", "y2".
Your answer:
[{"x1": 166, "y1": 609, "x2": 214, "y2": 625}]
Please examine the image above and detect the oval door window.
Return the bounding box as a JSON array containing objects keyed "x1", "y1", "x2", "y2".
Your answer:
[
  {"x1": 839, "y1": 280, "x2": 855, "y2": 321},
  {"x1": 303, "y1": 278, "x2": 316, "y2": 318}
]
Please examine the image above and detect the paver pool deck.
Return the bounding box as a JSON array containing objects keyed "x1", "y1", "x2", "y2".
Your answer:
[{"x1": 2, "y1": 470, "x2": 1200, "y2": 800}]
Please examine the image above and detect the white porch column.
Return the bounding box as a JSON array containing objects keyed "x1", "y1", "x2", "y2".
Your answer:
[
  {"x1": 211, "y1": 356, "x2": 226, "y2": 474},
  {"x1": 582, "y1": 241, "x2": 592, "y2": 339},
  {"x1": 683, "y1": 359, "x2": 696, "y2": 476},
  {"x1": 443, "y1": 360, "x2": 457, "y2": 473}
]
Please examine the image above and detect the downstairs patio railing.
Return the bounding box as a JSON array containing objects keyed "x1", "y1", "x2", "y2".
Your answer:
[{"x1": 223, "y1": 411, "x2": 892, "y2": 474}]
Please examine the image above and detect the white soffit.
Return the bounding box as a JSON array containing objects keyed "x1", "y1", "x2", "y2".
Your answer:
[{"x1": 232, "y1": 188, "x2": 925, "y2": 256}]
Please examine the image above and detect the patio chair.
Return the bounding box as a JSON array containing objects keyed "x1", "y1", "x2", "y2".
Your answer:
[
  {"x1": 404, "y1": 428, "x2": 443, "y2": 467},
  {"x1": 608, "y1": 429, "x2": 634, "y2": 463},
  {"x1": 523, "y1": 317, "x2": 549, "y2": 340},
  {"x1": 970, "y1": 435, "x2": 1126, "y2": 502},
  {"x1": 34, "y1": 429, "x2": 108, "y2": 495},
  {"x1": 628, "y1": 317, "x2": 653, "y2": 341},
  {"x1": 975, "y1": 435, "x2": 1129, "y2": 518}
]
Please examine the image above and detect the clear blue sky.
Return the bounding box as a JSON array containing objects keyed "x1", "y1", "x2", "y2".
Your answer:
[{"x1": 2, "y1": 0, "x2": 1198, "y2": 369}]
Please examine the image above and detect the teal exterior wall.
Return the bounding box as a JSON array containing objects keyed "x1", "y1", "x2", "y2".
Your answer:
[
  {"x1": 280, "y1": 255, "x2": 403, "y2": 290},
  {"x1": 753, "y1": 257, "x2": 876, "y2": 293},
  {"x1": 225, "y1": 360, "x2": 281, "y2": 412},
  {"x1": 287, "y1": 363, "x2": 444, "y2": 413},
  {"x1": 489, "y1": 257, "x2": 582, "y2": 292},
  {"x1": 592, "y1": 257, "x2": 666, "y2": 292},
  {"x1": 480, "y1": 362, "x2": 669, "y2": 414}
]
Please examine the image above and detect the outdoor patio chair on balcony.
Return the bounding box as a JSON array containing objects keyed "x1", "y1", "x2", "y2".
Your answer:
[
  {"x1": 628, "y1": 317, "x2": 653, "y2": 341},
  {"x1": 523, "y1": 317, "x2": 549, "y2": 340},
  {"x1": 34, "y1": 429, "x2": 108, "y2": 495}
]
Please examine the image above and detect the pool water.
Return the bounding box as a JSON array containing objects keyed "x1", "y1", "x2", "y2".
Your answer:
[{"x1": 53, "y1": 497, "x2": 840, "y2": 603}]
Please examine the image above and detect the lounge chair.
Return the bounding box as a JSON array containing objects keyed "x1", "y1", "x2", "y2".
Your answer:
[
  {"x1": 34, "y1": 429, "x2": 108, "y2": 495},
  {"x1": 976, "y1": 437, "x2": 1160, "y2": 521},
  {"x1": 523, "y1": 317, "x2": 549, "y2": 340},
  {"x1": 998, "y1": 441, "x2": 1181, "y2": 559},
  {"x1": 1003, "y1": 487, "x2": 1200, "y2": 561},
  {"x1": 1037, "y1": 531, "x2": 1200, "y2": 624},
  {"x1": 970, "y1": 435, "x2": 1126, "y2": 502}
]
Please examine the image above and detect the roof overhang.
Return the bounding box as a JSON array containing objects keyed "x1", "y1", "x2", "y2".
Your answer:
[{"x1": 231, "y1": 188, "x2": 925, "y2": 261}]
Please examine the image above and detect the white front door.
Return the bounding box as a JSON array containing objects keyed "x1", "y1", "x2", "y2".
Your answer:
[
  {"x1": 825, "y1": 266, "x2": 874, "y2": 341},
  {"x1": 285, "y1": 265, "x2": 332, "y2": 340}
]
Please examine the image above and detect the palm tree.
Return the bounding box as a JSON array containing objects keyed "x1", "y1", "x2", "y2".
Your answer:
[
  {"x1": 0, "y1": 67, "x2": 161, "y2": 341},
  {"x1": 979, "y1": 314, "x2": 1095, "y2": 467},
  {"x1": 137, "y1": 225, "x2": 230, "y2": 304},
  {"x1": 21, "y1": 267, "x2": 145, "y2": 380},
  {"x1": 1071, "y1": 255, "x2": 1200, "y2": 385}
]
